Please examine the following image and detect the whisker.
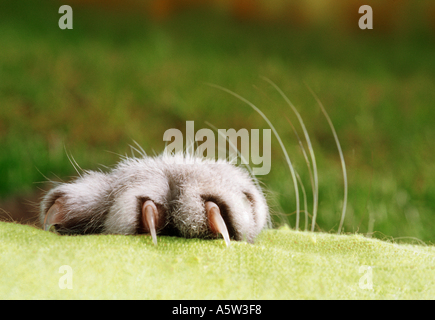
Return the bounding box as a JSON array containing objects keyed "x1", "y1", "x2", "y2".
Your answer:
[
  {"x1": 209, "y1": 121, "x2": 267, "y2": 207},
  {"x1": 205, "y1": 121, "x2": 255, "y2": 174},
  {"x1": 295, "y1": 171, "x2": 308, "y2": 232},
  {"x1": 129, "y1": 144, "x2": 143, "y2": 158},
  {"x1": 64, "y1": 146, "x2": 83, "y2": 178},
  {"x1": 34, "y1": 166, "x2": 64, "y2": 186},
  {"x1": 305, "y1": 83, "x2": 348, "y2": 235},
  {"x1": 261, "y1": 76, "x2": 319, "y2": 232},
  {"x1": 285, "y1": 116, "x2": 314, "y2": 231},
  {"x1": 105, "y1": 150, "x2": 128, "y2": 160},
  {"x1": 70, "y1": 153, "x2": 84, "y2": 175},
  {"x1": 0, "y1": 207, "x2": 14, "y2": 222},
  {"x1": 205, "y1": 82, "x2": 300, "y2": 229},
  {"x1": 132, "y1": 140, "x2": 147, "y2": 157}
]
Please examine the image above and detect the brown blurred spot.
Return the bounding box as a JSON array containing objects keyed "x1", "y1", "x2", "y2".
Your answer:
[
  {"x1": 148, "y1": 0, "x2": 176, "y2": 20},
  {"x1": 429, "y1": 3, "x2": 435, "y2": 35},
  {"x1": 282, "y1": 2, "x2": 309, "y2": 29},
  {"x1": 231, "y1": 0, "x2": 259, "y2": 21},
  {"x1": 148, "y1": 0, "x2": 216, "y2": 21}
]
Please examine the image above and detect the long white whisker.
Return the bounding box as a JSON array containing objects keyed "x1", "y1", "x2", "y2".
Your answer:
[
  {"x1": 306, "y1": 84, "x2": 348, "y2": 235},
  {"x1": 287, "y1": 117, "x2": 312, "y2": 231},
  {"x1": 295, "y1": 171, "x2": 308, "y2": 231},
  {"x1": 64, "y1": 146, "x2": 83, "y2": 178},
  {"x1": 206, "y1": 83, "x2": 300, "y2": 228},
  {"x1": 261, "y1": 77, "x2": 319, "y2": 232},
  {"x1": 70, "y1": 154, "x2": 84, "y2": 174}
]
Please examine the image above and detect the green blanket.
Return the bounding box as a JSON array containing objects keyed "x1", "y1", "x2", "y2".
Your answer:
[{"x1": 1, "y1": 221, "x2": 434, "y2": 299}]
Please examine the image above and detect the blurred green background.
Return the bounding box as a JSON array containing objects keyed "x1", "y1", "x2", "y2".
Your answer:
[{"x1": 0, "y1": 0, "x2": 434, "y2": 243}]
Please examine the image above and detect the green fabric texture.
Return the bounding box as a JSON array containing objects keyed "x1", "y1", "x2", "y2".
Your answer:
[{"x1": 1, "y1": 221, "x2": 434, "y2": 299}]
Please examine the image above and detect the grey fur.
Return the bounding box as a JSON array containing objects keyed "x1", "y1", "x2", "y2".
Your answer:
[{"x1": 40, "y1": 152, "x2": 269, "y2": 243}]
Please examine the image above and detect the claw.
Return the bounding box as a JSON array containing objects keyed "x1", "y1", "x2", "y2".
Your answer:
[
  {"x1": 44, "y1": 200, "x2": 63, "y2": 232},
  {"x1": 206, "y1": 201, "x2": 231, "y2": 247},
  {"x1": 142, "y1": 200, "x2": 158, "y2": 246}
]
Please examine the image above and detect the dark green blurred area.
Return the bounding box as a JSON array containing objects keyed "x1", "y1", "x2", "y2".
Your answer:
[{"x1": 0, "y1": 0, "x2": 434, "y2": 242}]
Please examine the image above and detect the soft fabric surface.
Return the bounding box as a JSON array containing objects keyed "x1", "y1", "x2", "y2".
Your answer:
[{"x1": 1, "y1": 221, "x2": 434, "y2": 299}]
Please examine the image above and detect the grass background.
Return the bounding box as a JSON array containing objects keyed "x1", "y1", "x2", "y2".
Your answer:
[
  {"x1": 0, "y1": 1, "x2": 434, "y2": 243},
  {"x1": 2, "y1": 221, "x2": 434, "y2": 299}
]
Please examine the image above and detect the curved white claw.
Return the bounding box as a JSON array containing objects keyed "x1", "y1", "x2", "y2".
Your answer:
[
  {"x1": 206, "y1": 201, "x2": 231, "y2": 247},
  {"x1": 142, "y1": 200, "x2": 158, "y2": 246},
  {"x1": 44, "y1": 200, "x2": 62, "y2": 232}
]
